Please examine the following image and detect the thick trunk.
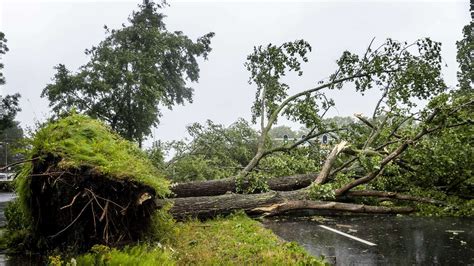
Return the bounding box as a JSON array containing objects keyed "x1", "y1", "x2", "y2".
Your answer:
[
  {"x1": 157, "y1": 189, "x2": 415, "y2": 220},
  {"x1": 170, "y1": 173, "x2": 316, "y2": 198}
]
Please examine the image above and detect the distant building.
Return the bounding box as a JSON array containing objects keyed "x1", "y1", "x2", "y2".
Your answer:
[{"x1": 272, "y1": 133, "x2": 333, "y2": 146}]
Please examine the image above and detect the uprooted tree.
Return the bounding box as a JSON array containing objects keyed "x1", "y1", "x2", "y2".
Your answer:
[
  {"x1": 159, "y1": 35, "x2": 472, "y2": 218},
  {"x1": 10, "y1": 115, "x2": 171, "y2": 250}
]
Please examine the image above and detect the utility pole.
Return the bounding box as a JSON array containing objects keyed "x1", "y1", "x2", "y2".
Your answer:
[{"x1": 4, "y1": 133, "x2": 7, "y2": 169}]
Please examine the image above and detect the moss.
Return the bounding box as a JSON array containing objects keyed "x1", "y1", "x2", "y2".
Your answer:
[{"x1": 17, "y1": 114, "x2": 169, "y2": 198}]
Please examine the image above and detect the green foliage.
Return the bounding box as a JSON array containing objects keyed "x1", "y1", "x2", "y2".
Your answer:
[
  {"x1": 307, "y1": 183, "x2": 335, "y2": 200},
  {"x1": 41, "y1": 2, "x2": 214, "y2": 145},
  {"x1": 259, "y1": 148, "x2": 321, "y2": 177},
  {"x1": 0, "y1": 31, "x2": 8, "y2": 85},
  {"x1": 331, "y1": 172, "x2": 357, "y2": 189},
  {"x1": 407, "y1": 187, "x2": 474, "y2": 217},
  {"x1": 4, "y1": 198, "x2": 29, "y2": 231},
  {"x1": 146, "y1": 141, "x2": 167, "y2": 172},
  {"x1": 162, "y1": 119, "x2": 258, "y2": 182},
  {"x1": 0, "y1": 32, "x2": 22, "y2": 135},
  {"x1": 236, "y1": 171, "x2": 270, "y2": 194},
  {"x1": 1, "y1": 199, "x2": 31, "y2": 251},
  {"x1": 0, "y1": 121, "x2": 24, "y2": 168},
  {"x1": 393, "y1": 91, "x2": 474, "y2": 196},
  {"x1": 335, "y1": 38, "x2": 446, "y2": 109},
  {"x1": 456, "y1": 23, "x2": 473, "y2": 91},
  {"x1": 0, "y1": 94, "x2": 21, "y2": 133},
  {"x1": 145, "y1": 204, "x2": 177, "y2": 243},
  {"x1": 246, "y1": 40, "x2": 312, "y2": 124},
  {"x1": 240, "y1": 37, "x2": 448, "y2": 181}
]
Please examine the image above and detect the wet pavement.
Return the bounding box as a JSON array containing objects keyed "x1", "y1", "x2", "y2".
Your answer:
[{"x1": 264, "y1": 215, "x2": 474, "y2": 265}]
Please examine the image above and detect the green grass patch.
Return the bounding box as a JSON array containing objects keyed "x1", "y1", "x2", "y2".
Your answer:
[
  {"x1": 172, "y1": 213, "x2": 323, "y2": 265},
  {"x1": 68, "y1": 213, "x2": 325, "y2": 265}
]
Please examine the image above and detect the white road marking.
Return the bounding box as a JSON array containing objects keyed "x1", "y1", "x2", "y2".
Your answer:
[{"x1": 319, "y1": 225, "x2": 377, "y2": 246}]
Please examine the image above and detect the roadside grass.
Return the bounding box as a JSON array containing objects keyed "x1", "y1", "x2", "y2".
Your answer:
[
  {"x1": 67, "y1": 212, "x2": 325, "y2": 265},
  {"x1": 172, "y1": 213, "x2": 324, "y2": 265}
]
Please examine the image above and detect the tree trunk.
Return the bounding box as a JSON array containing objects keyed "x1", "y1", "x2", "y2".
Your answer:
[
  {"x1": 170, "y1": 173, "x2": 316, "y2": 198},
  {"x1": 157, "y1": 189, "x2": 415, "y2": 220}
]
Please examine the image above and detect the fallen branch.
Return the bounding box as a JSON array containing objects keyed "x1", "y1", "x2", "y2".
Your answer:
[
  {"x1": 315, "y1": 141, "x2": 348, "y2": 184},
  {"x1": 252, "y1": 200, "x2": 415, "y2": 217},
  {"x1": 343, "y1": 190, "x2": 447, "y2": 205}
]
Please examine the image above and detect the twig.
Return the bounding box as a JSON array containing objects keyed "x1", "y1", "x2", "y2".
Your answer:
[
  {"x1": 49, "y1": 198, "x2": 93, "y2": 239},
  {"x1": 354, "y1": 113, "x2": 374, "y2": 128},
  {"x1": 0, "y1": 157, "x2": 41, "y2": 171},
  {"x1": 60, "y1": 192, "x2": 81, "y2": 210},
  {"x1": 100, "y1": 201, "x2": 109, "y2": 222}
]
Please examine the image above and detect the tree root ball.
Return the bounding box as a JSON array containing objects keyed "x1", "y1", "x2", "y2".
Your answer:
[{"x1": 28, "y1": 159, "x2": 157, "y2": 250}]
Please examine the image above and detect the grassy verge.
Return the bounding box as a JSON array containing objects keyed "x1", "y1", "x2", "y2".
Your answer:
[
  {"x1": 63, "y1": 213, "x2": 325, "y2": 265},
  {"x1": 172, "y1": 213, "x2": 323, "y2": 265}
]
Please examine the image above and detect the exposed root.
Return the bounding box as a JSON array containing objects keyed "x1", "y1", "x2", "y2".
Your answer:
[{"x1": 27, "y1": 158, "x2": 158, "y2": 250}]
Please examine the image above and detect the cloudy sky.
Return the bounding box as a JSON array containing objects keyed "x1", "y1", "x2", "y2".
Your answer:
[{"x1": 0, "y1": 0, "x2": 470, "y2": 146}]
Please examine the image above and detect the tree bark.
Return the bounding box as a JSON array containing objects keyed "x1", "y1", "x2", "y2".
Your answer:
[
  {"x1": 157, "y1": 189, "x2": 415, "y2": 220},
  {"x1": 343, "y1": 190, "x2": 447, "y2": 205},
  {"x1": 252, "y1": 200, "x2": 415, "y2": 217},
  {"x1": 315, "y1": 141, "x2": 348, "y2": 184},
  {"x1": 170, "y1": 173, "x2": 316, "y2": 198}
]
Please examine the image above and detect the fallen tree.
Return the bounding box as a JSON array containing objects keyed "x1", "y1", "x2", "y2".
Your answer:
[
  {"x1": 158, "y1": 189, "x2": 416, "y2": 220},
  {"x1": 9, "y1": 36, "x2": 472, "y2": 254},
  {"x1": 170, "y1": 173, "x2": 316, "y2": 197},
  {"x1": 160, "y1": 37, "x2": 472, "y2": 221},
  {"x1": 9, "y1": 109, "x2": 470, "y2": 254}
]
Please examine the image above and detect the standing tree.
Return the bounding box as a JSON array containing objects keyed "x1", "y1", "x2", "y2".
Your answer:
[
  {"x1": 42, "y1": 2, "x2": 214, "y2": 146},
  {"x1": 0, "y1": 31, "x2": 21, "y2": 133},
  {"x1": 455, "y1": 23, "x2": 473, "y2": 91},
  {"x1": 0, "y1": 31, "x2": 23, "y2": 168}
]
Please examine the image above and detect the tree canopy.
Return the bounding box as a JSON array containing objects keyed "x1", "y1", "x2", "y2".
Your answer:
[
  {"x1": 455, "y1": 23, "x2": 473, "y2": 91},
  {"x1": 41, "y1": 2, "x2": 214, "y2": 146},
  {"x1": 0, "y1": 31, "x2": 21, "y2": 134}
]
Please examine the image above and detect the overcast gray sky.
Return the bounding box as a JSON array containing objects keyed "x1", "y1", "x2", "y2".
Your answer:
[{"x1": 0, "y1": 0, "x2": 470, "y2": 146}]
